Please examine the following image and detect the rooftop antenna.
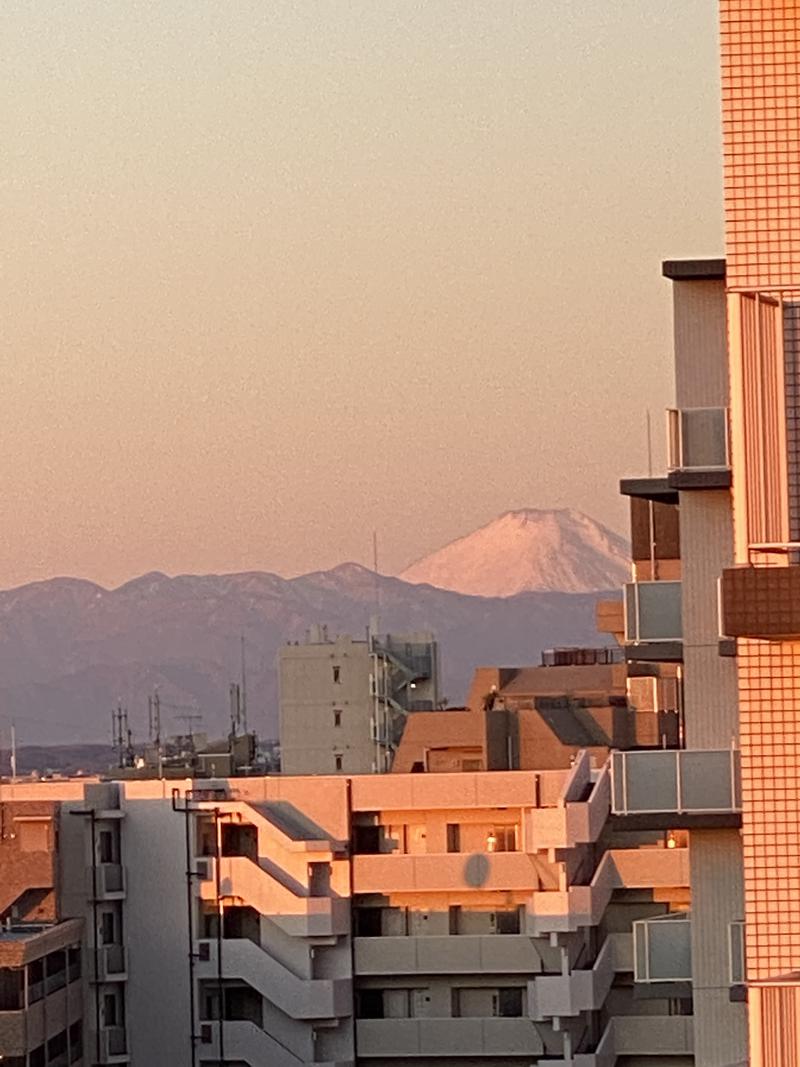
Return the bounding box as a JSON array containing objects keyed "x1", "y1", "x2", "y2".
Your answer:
[
  {"x1": 371, "y1": 529, "x2": 381, "y2": 642},
  {"x1": 240, "y1": 634, "x2": 249, "y2": 735},
  {"x1": 148, "y1": 690, "x2": 163, "y2": 778},
  {"x1": 10, "y1": 722, "x2": 16, "y2": 781},
  {"x1": 177, "y1": 712, "x2": 203, "y2": 751},
  {"x1": 111, "y1": 703, "x2": 134, "y2": 769}
]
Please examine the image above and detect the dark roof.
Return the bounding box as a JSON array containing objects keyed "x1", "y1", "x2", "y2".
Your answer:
[
  {"x1": 619, "y1": 477, "x2": 679, "y2": 505},
  {"x1": 662, "y1": 258, "x2": 726, "y2": 281}
]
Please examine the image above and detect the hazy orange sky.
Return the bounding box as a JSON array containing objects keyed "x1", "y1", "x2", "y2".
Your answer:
[{"x1": 1, "y1": 1, "x2": 722, "y2": 589}]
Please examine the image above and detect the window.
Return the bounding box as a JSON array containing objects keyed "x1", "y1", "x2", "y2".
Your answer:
[
  {"x1": 357, "y1": 990, "x2": 384, "y2": 1019},
  {"x1": 69, "y1": 1021, "x2": 83, "y2": 1063},
  {"x1": 0, "y1": 968, "x2": 23, "y2": 1010},
  {"x1": 495, "y1": 908, "x2": 521, "y2": 935},
  {"x1": 334, "y1": 754, "x2": 343, "y2": 772},
  {"x1": 446, "y1": 824, "x2": 461, "y2": 853},
  {"x1": 448, "y1": 905, "x2": 461, "y2": 935},
  {"x1": 47, "y1": 1030, "x2": 67, "y2": 1062},
  {"x1": 487, "y1": 825, "x2": 518, "y2": 852},
  {"x1": 30, "y1": 1046, "x2": 45, "y2": 1067},
  {"x1": 27, "y1": 959, "x2": 44, "y2": 1003},
  {"x1": 17, "y1": 819, "x2": 48, "y2": 852},
  {"x1": 355, "y1": 908, "x2": 382, "y2": 937},
  {"x1": 333, "y1": 709, "x2": 341, "y2": 727},
  {"x1": 101, "y1": 912, "x2": 116, "y2": 946},
  {"x1": 98, "y1": 829, "x2": 115, "y2": 864},
  {"x1": 495, "y1": 987, "x2": 524, "y2": 1017},
  {"x1": 333, "y1": 666, "x2": 341, "y2": 684},
  {"x1": 103, "y1": 992, "x2": 118, "y2": 1027}
]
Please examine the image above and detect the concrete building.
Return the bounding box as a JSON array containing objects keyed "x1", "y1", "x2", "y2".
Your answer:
[
  {"x1": 0, "y1": 763, "x2": 693, "y2": 1067},
  {"x1": 279, "y1": 626, "x2": 439, "y2": 775},
  {"x1": 0, "y1": 799, "x2": 85, "y2": 1066},
  {"x1": 713, "y1": 2, "x2": 800, "y2": 1063},
  {"x1": 613, "y1": 255, "x2": 747, "y2": 1067},
  {"x1": 613, "y1": 4, "x2": 800, "y2": 1065}
]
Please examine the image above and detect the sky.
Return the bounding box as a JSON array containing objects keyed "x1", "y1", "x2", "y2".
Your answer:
[{"x1": 0, "y1": 1, "x2": 723, "y2": 589}]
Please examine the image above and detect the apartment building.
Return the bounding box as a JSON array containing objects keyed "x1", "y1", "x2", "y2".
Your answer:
[
  {"x1": 714, "y1": 2, "x2": 800, "y2": 1063},
  {"x1": 0, "y1": 757, "x2": 699, "y2": 1067},
  {"x1": 610, "y1": 4, "x2": 800, "y2": 1065},
  {"x1": 279, "y1": 626, "x2": 439, "y2": 775},
  {"x1": 0, "y1": 799, "x2": 84, "y2": 1066},
  {"x1": 613, "y1": 255, "x2": 748, "y2": 1067}
]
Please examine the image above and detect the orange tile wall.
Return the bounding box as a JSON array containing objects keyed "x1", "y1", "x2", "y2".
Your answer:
[
  {"x1": 721, "y1": 0, "x2": 800, "y2": 989},
  {"x1": 722, "y1": 1, "x2": 800, "y2": 291}
]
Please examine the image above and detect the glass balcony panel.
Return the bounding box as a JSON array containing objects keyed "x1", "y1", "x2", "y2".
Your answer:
[
  {"x1": 680, "y1": 751, "x2": 736, "y2": 810},
  {"x1": 624, "y1": 751, "x2": 678, "y2": 812},
  {"x1": 625, "y1": 582, "x2": 682, "y2": 642},
  {"x1": 647, "y1": 918, "x2": 692, "y2": 981},
  {"x1": 668, "y1": 407, "x2": 729, "y2": 470}
]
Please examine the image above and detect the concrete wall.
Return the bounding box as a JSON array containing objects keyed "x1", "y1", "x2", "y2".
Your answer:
[
  {"x1": 121, "y1": 791, "x2": 192, "y2": 1067},
  {"x1": 280, "y1": 634, "x2": 377, "y2": 775}
]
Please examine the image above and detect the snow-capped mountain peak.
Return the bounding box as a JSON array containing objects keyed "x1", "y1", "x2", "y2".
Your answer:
[{"x1": 399, "y1": 508, "x2": 629, "y2": 597}]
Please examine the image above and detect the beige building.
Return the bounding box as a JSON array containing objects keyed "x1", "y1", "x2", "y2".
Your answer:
[
  {"x1": 0, "y1": 759, "x2": 696, "y2": 1067},
  {"x1": 279, "y1": 626, "x2": 439, "y2": 775}
]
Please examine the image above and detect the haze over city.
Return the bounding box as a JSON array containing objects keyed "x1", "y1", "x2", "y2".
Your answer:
[{"x1": 2, "y1": 1, "x2": 721, "y2": 589}]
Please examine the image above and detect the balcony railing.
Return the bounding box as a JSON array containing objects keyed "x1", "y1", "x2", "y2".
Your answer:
[
  {"x1": 624, "y1": 581, "x2": 682, "y2": 644},
  {"x1": 611, "y1": 749, "x2": 741, "y2": 817},
  {"x1": 667, "y1": 407, "x2": 730, "y2": 475},
  {"x1": 634, "y1": 913, "x2": 692, "y2": 983}
]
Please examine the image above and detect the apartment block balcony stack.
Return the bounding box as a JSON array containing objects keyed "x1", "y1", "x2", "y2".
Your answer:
[{"x1": 185, "y1": 789, "x2": 354, "y2": 1066}]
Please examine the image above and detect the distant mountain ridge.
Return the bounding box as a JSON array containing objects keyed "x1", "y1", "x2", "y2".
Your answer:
[
  {"x1": 399, "y1": 508, "x2": 629, "y2": 597},
  {"x1": 0, "y1": 562, "x2": 614, "y2": 748}
]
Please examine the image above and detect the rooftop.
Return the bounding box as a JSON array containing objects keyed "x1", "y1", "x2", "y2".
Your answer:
[{"x1": 662, "y1": 258, "x2": 726, "y2": 281}]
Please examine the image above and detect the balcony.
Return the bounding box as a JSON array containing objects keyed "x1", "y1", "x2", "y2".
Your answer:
[
  {"x1": 623, "y1": 581, "x2": 682, "y2": 662},
  {"x1": 91, "y1": 944, "x2": 127, "y2": 983},
  {"x1": 529, "y1": 934, "x2": 627, "y2": 1020},
  {"x1": 611, "y1": 749, "x2": 741, "y2": 827},
  {"x1": 98, "y1": 1025, "x2": 129, "y2": 1063},
  {"x1": 196, "y1": 938, "x2": 350, "y2": 1019},
  {"x1": 356, "y1": 1018, "x2": 544, "y2": 1057},
  {"x1": 721, "y1": 564, "x2": 800, "y2": 639},
  {"x1": 667, "y1": 406, "x2": 731, "y2": 489},
  {"x1": 198, "y1": 1020, "x2": 347, "y2": 1067},
  {"x1": 354, "y1": 935, "x2": 544, "y2": 976},
  {"x1": 199, "y1": 856, "x2": 349, "y2": 938},
  {"x1": 634, "y1": 913, "x2": 691, "y2": 985},
  {"x1": 352, "y1": 852, "x2": 541, "y2": 895},
  {"x1": 86, "y1": 863, "x2": 126, "y2": 901}
]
